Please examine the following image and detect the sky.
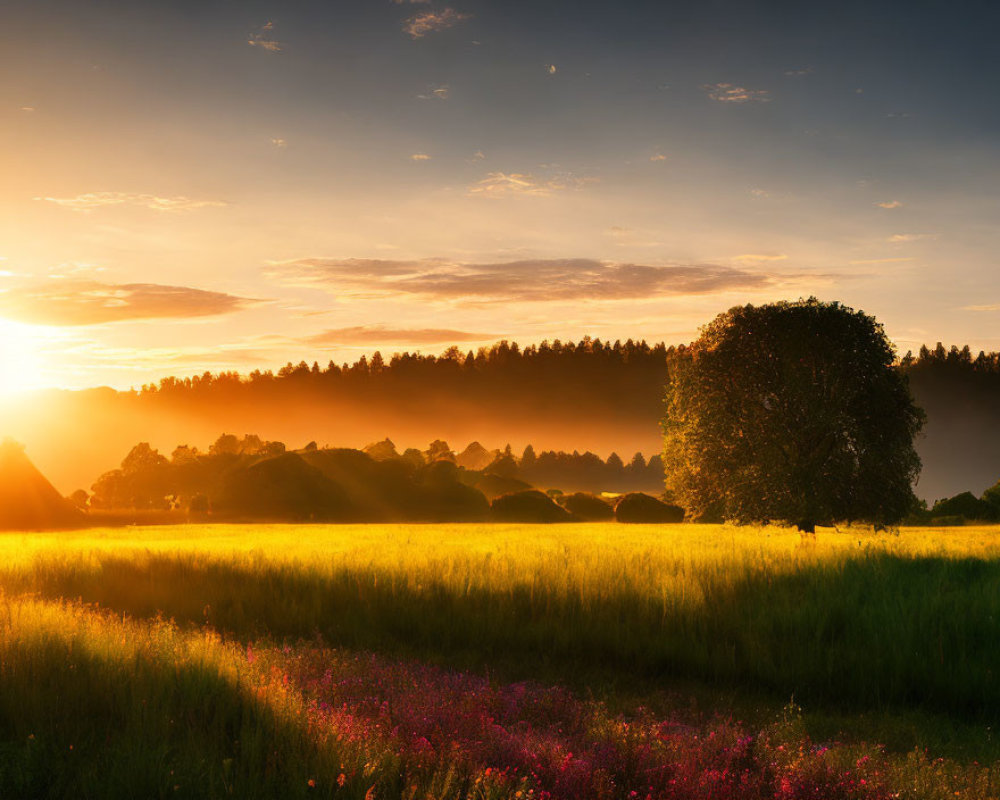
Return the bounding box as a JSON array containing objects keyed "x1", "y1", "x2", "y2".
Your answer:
[{"x1": 2, "y1": 0, "x2": 999, "y2": 392}]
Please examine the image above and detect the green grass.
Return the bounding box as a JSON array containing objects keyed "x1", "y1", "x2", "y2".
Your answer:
[
  {"x1": 5, "y1": 524, "x2": 1000, "y2": 717},
  {"x1": 0, "y1": 596, "x2": 397, "y2": 799},
  {"x1": 3, "y1": 522, "x2": 1000, "y2": 795}
]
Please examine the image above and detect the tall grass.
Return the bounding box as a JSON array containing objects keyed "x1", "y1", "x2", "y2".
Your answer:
[
  {"x1": 2, "y1": 595, "x2": 997, "y2": 799},
  {"x1": 3, "y1": 524, "x2": 1000, "y2": 718},
  {"x1": 0, "y1": 595, "x2": 399, "y2": 798},
  {"x1": 3, "y1": 523, "x2": 1000, "y2": 797}
]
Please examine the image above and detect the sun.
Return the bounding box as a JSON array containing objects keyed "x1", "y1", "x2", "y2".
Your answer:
[{"x1": 0, "y1": 318, "x2": 48, "y2": 397}]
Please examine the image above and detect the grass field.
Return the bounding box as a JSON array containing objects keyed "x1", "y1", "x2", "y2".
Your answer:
[{"x1": 3, "y1": 522, "x2": 1000, "y2": 798}]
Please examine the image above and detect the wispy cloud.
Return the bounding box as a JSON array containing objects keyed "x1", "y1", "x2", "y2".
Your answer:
[
  {"x1": 269, "y1": 137, "x2": 287, "y2": 148},
  {"x1": 404, "y1": 8, "x2": 470, "y2": 38},
  {"x1": 888, "y1": 233, "x2": 934, "y2": 243},
  {"x1": 248, "y1": 20, "x2": 282, "y2": 52},
  {"x1": 849, "y1": 257, "x2": 914, "y2": 265},
  {"x1": 876, "y1": 200, "x2": 903, "y2": 209},
  {"x1": 417, "y1": 85, "x2": 449, "y2": 100},
  {"x1": 0, "y1": 279, "x2": 257, "y2": 326},
  {"x1": 306, "y1": 325, "x2": 499, "y2": 346},
  {"x1": 650, "y1": 153, "x2": 667, "y2": 162},
  {"x1": 750, "y1": 188, "x2": 770, "y2": 199},
  {"x1": 732, "y1": 253, "x2": 788, "y2": 264},
  {"x1": 963, "y1": 304, "x2": 1000, "y2": 312},
  {"x1": 267, "y1": 257, "x2": 798, "y2": 303},
  {"x1": 703, "y1": 83, "x2": 770, "y2": 103},
  {"x1": 410, "y1": 153, "x2": 431, "y2": 161},
  {"x1": 784, "y1": 67, "x2": 813, "y2": 77},
  {"x1": 468, "y1": 171, "x2": 593, "y2": 197},
  {"x1": 37, "y1": 192, "x2": 227, "y2": 212},
  {"x1": 545, "y1": 64, "x2": 557, "y2": 75}
]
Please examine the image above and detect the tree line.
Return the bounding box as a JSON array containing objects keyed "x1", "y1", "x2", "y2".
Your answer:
[
  {"x1": 136, "y1": 338, "x2": 1000, "y2": 401},
  {"x1": 82, "y1": 434, "x2": 666, "y2": 513},
  {"x1": 135, "y1": 339, "x2": 678, "y2": 430}
]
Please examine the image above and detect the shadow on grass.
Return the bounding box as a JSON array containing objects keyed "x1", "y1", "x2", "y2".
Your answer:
[
  {"x1": 0, "y1": 600, "x2": 389, "y2": 800},
  {"x1": 6, "y1": 551, "x2": 1000, "y2": 728}
]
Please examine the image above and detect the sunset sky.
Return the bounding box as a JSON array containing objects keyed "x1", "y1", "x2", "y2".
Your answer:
[{"x1": 2, "y1": 0, "x2": 999, "y2": 392}]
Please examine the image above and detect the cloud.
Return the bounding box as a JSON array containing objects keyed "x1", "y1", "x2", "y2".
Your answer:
[
  {"x1": 876, "y1": 200, "x2": 903, "y2": 209},
  {"x1": 37, "y1": 192, "x2": 226, "y2": 212},
  {"x1": 468, "y1": 171, "x2": 593, "y2": 197},
  {"x1": 546, "y1": 64, "x2": 557, "y2": 75},
  {"x1": 306, "y1": 325, "x2": 499, "y2": 346},
  {"x1": 267, "y1": 257, "x2": 793, "y2": 303},
  {"x1": 887, "y1": 233, "x2": 933, "y2": 243},
  {"x1": 650, "y1": 153, "x2": 667, "y2": 162},
  {"x1": 0, "y1": 279, "x2": 257, "y2": 326},
  {"x1": 750, "y1": 188, "x2": 770, "y2": 199},
  {"x1": 248, "y1": 20, "x2": 282, "y2": 52},
  {"x1": 963, "y1": 305, "x2": 1000, "y2": 312},
  {"x1": 410, "y1": 153, "x2": 431, "y2": 161},
  {"x1": 703, "y1": 83, "x2": 770, "y2": 103},
  {"x1": 269, "y1": 137, "x2": 287, "y2": 148},
  {"x1": 784, "y1": 67, "x2": 813, "y2": 77},
  {"x1": 392, "y1": 0, "x2": 430, "y2": 3},
  {"x1": 732, "y1": 253, "x2": 788, "y2": 264},
  {"x1": 417, "y1": 85, "x2": 449, "y2": 100},
  {"x1": 404, "y1": 9, "x2": 470, "y2": 38}
]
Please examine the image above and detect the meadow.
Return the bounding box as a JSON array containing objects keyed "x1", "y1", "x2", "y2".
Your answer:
[{"x1": 3, "y1": 522, "x2": 1000, "y2": 798}]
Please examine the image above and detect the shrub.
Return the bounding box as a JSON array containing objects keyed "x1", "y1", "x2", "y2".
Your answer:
[
  {"x1": 412, "y1": 462, "x2": 490, "y2": 522},
  {"x1": 215, "y1": 453, "x2": 355, "y2": 521},
  {"x1": 931, "y1": 491, "x2": 990, "y2": 521},
  {"x1": 615, "y1": 492, "x2": 684, "y2": 523},
  {"x1": 491, "y1": 490, "x2": 573, "y2": 523},
  {"x1": 559, "y1": 492, "x2": 614, "y2": 521}
]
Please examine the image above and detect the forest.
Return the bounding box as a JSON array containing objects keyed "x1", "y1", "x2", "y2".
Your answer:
[
  {"x1": 7, "y1": 337, "x2": 1000, "y2": 504},
  {"x1": 131, "y1": 338, "x2": 1000, "y2": 504}
]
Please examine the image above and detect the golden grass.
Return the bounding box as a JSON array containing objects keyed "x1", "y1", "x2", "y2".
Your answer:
[{"x1": 3, "y1": 522, "x2": 1000, "y2": 796}]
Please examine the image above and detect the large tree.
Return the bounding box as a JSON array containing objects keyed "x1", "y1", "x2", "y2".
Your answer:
[{"x1": 661, "y1": 298, "x2": 924, "y2": 532}]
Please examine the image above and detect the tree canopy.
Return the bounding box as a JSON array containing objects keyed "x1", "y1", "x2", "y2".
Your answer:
[{"x1": 661, "y1": 298, "x2": 925, "y2": 531}]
